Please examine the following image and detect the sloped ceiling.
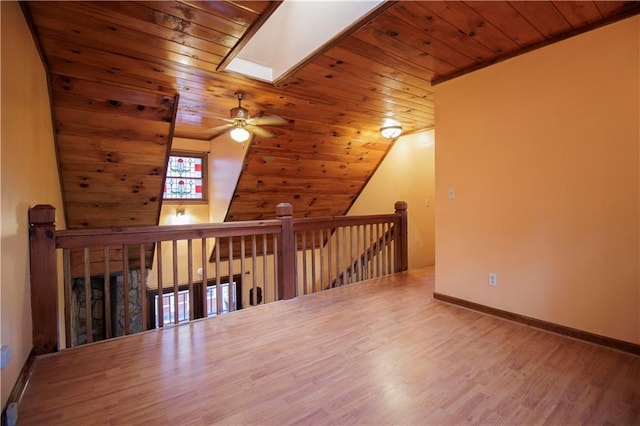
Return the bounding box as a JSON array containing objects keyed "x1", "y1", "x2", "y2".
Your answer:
[{"x1": 23, "y1": 1, "x2": 640, "y2": 228}]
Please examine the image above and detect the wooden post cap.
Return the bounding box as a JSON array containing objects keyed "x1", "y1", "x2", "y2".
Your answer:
[
  {"x1": 276, "y1": 203, "x2": 293, "y2": 218},
  {"x1": 394, "y1": 201, "x2": 408, "y2": 211},
  {"x1": 29, "y1": 205, "x2": 56, "y2": 225}
]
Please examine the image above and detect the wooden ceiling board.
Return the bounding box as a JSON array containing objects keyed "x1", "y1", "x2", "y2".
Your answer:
[
  {"x1": 593, "y1": 1, "x2": 635, "y2": 17},
  {"x1": 462, "y1": 1, "x2": 543, "y2": 47},
  {"x1": 324, "y1": 48, "x2": 432, "y2": 96},
  {"x1": 420, "y1": 1, "x2": 522, "y2": 55},
  {"x1": 392, "y1": 2, "x2": 497, "y2": 62},
  {"x1": 351, "y1": 24, "x2": 458, "y2": 77},
  {"x1": 508, "y1": 1, "x2": 573, "y2": 38},
  {"x1": 552, "y1": 1, "x2": 605, "y2": 28},
  {"x1": 77, "y1": 1, "x2": 241, "y2": 49},
  {"x1": 311, "y1": 53, "x2": 435, "y2": 102},
  {"x1": 22, "y1": 1, "x2": 639, "y2": 241},
  {"x1": 365, "y1": 12, "x2": 475, "y2": 71},
  {"x1": 250, "y1": 135, "x2": 390, "y2": 159},
  {"x1": 31, "y1": 2, "x2": 233, "y2": 56}
]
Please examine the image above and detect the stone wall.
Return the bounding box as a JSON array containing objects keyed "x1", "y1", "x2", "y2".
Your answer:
[{"x1": 71, "y1": 269, "x2": 148, "y2": 346}]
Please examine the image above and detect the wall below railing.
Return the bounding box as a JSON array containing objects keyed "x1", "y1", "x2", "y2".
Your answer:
[{"x1": 29, "y1": 202, "x2": 408, "y2": 352}]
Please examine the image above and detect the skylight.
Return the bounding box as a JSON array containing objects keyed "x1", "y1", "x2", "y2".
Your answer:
[{"x1": 224, "y1": 0, "x2": 384, "y2": 83}]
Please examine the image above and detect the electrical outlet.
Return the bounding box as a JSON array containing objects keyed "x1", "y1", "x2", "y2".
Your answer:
[
  {"x1": 448, "y1": 188, "x2": 456, "y2": 200},
  {"x1": 489, "y1": 273, "x2": 497, "y2": 287}
]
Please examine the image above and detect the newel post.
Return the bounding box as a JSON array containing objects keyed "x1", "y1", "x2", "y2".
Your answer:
[
  {"x1": 28, "y1": 205, "x2": 59, "y2": 354},
  {"x1": 394, "y1": 201, "x2": 408, "y2": 272},
  {"x1": 276, "y1": 203, "x2": 296, "y2": 300}
]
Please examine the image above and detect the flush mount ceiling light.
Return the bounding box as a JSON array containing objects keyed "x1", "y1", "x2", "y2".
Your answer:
[{"x1": 380, "y1": 125, "x2": 402, "y2": 139}]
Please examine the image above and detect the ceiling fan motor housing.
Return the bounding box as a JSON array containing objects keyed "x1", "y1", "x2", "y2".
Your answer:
[{"x1": 230, "y1": 106, "x2": 249, "y2": 121}]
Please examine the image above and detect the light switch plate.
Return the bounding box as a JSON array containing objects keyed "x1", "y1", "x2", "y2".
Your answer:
[{"x1": 1, "y1": 345, "x2": 10, "y2": 369}]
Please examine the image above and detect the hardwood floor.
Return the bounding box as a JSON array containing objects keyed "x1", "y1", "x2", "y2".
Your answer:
[{"x1": 18, "y1": 267, "x2": 640, "y2": 425}]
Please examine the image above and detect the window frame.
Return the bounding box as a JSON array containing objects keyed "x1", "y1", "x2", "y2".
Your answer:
[
  {"x1": 146, "y1": 274, "x2": 244, "y2": 328},
  {"x1": 162, "y1": 150, "x2": 208, "y2": 203}
]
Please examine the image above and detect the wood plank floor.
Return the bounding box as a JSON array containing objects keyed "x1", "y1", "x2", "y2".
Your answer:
[{"x1": 18, "y1": 267, "x2": 640, "y2": 425}]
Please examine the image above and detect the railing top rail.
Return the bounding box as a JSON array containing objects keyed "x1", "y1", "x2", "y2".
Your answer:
[
  {"x1": 292, "y1": 213, "x2": 400, "y2": 231},
  {"x1": 55, "y1": 220, "x2": 282, "y2": 249}
]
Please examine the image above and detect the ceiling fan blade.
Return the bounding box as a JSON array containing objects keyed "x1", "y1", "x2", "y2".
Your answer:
[
  {"x1": 213, "y1": 117, "x2": 236, "y2": 124},
  {"x1": 246, "y1": 115, "x2": 288, "y2": 127},
  {"x1": 207, "y1": 123, "x2": 234, "y2": 140},
  {"x1": 246, "y1": 124, "x2": 275, "y2": 138}
]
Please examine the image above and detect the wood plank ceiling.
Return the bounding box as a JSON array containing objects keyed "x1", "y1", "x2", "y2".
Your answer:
[{"x1": 24, "y1": 1, "x2": 640, "y2": 228}]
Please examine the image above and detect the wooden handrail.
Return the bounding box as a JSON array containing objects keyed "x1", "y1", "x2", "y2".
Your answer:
[
  {"x1": 28, "y1": 201, "x2": 409, "y2": 353},
  {"x1": 55, "y1": 220, "x2": 282, "y2": 249},
  {"x1": 292, "y1": 214, "x2": 399, "y2": 230}
]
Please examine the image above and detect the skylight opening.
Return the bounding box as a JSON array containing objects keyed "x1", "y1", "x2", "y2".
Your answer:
[{"x1": 224, "y1": 0, "x2": 384, "y2": 83}]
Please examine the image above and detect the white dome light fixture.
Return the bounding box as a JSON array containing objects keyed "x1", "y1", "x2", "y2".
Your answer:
[
  {"x1": 230, "y1": 125, "x2": 250, "y2": 143},
  {"x1": 380, "y1": 125, "x2": 402, "y2": 139}
]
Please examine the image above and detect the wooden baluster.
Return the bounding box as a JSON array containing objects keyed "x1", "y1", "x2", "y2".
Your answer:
[
  {"x1": 63, "y1": 249, "x2": 72, "y2": 348},
  {"x1": 301, "y1": 231, "x2": 307, "y2": 295},
  {"x1": 387, "y1": 222, "x2": 393, "y2": 274},
  {"x1": 335, "y1": 227, "x2": 341, "y2": 287},
  {"x1": 272, "y1": 237, "x2": 278, "y2": 301},
  {"x1": 363, "y1": 225, "x2": 368, "y2": 280},
  {"x1": 201, "y1": 238, "x2": 207, "y2": 319},
  {"x1": 157, "y1": 242, "x2": 164, "y2": 328},
  {"x1": 187, "y1": 239, "x2": 194, "y2": 320},
  {"x1": 319, "y1": 229, "x2": 325, "y2": 291},
  {"x1": 369, "y1": 225, "x2": 374, "y2": 278},
  {"x1": 276, "y1": 203, "x2": 295, "y2": 300},
  {"x1": 28, "y1": 205, "x2": 58, "y2": 353},
  {"x1": 215, "y1": 239, "x2": 221, "y2": 316},
  {"x1": 240, "y1": 237, "x2": 248, "y2": 305},
  {"x1": 139, "y1": 244, "x2": 148, "y2": 331},
  {"x1": 369, "y1": 224, "x2": 374, "y2": 279},
  {"x1": 172, "y1": 240, "x2": 179, "y2": 325},
  {"x1": 262, "y1": 234, "x2": 268, "y2": 302},
  {"x1": 123, "y1": 245, "x2": 130, "y2": 334},
  {"x1": 293, "y1": 232, "x2": 298, "y2": 294},
  {"x1": 385, "y1": 223, "x2": 390, "y2": 275},
  {"x1": 379, "y1": 223, "x2": 384, "y2": 276},
  {"x1": 327, "y1": 228, "x2": 332, "y2": 288},
  {"x1": 387, "y1": 224, "x2": 393, "y2": 273},
  {"x1": 349, "y1": 226, "x2": 354, "y2": 284},
  {"x1": 375, "y1": 223, "x2": 381, "y2": 278},
  {"x1": 83, "y1": 247, "x2": 93, "y2": 343},
  {"x1": 394, "y1": 201, "x2": 408, "y2": 272},
  {"x1": 228, "y1": 237, "x2": 234, "y2": 312},
  {"x1": 103, "y1": 247, "x2": 112, "y2": 339},
  {"x1": 251, "y1": 235, "x2": 258, "y2": 303},
  {"x1": 311, "y1": 230, "x2": 317, "y2": 293},
  {"x1": 342, "y1": 226, "x2": 348, "y2": 285},
  {"x1": 356, "y1": 225, "x2": 362, "y2": 282}
]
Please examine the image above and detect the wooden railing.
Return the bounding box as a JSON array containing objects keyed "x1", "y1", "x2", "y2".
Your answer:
[{"x1": 28, "y1": 201, "x2": 408, "y2": 353}]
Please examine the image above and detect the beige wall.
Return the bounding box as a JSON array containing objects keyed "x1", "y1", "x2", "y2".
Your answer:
[
  {"x1": 435, "y1": 17, "x2": 640, "y2": 343},
  {"x1": 349, "y1": 130, "x2": 435, "y2": 268},
  {"x1": 1, "y1": 1, "x2": 64, "y2": 407}
]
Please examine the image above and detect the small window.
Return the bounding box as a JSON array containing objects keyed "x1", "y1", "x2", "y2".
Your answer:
[
  {"x1": 163, "y1": 151, "x2": 207, "y2": 201},
  {"x1": 148, "y1": 276, "x2": 243, "y2": 328}
]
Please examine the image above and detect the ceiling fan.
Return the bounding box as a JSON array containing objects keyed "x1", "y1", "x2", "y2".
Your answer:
[{"x1": 207, "y1": 92, "x2": 287, "y2": 143}]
